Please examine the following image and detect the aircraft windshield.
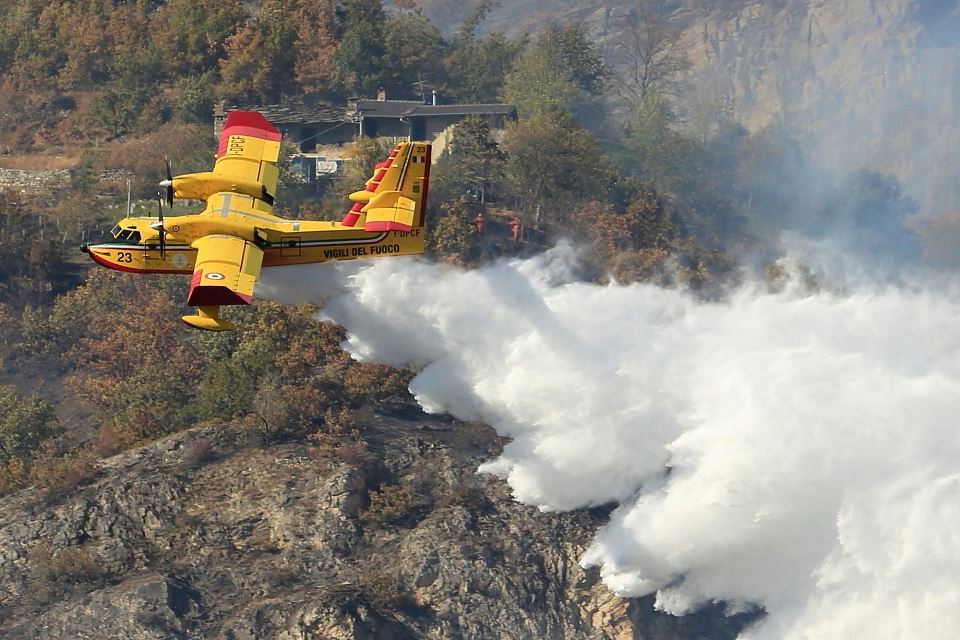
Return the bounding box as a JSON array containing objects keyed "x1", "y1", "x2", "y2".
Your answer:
[
  {"x1": 116, "y1": 229, "x2": 141, "y2": 243},
  {"x1": 110, "y1": 225, "x2": 122, "y2": 237}
]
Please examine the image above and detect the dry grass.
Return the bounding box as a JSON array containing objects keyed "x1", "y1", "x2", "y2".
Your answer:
[
  {"x1": 30, "y1": 449, "x2": 99, "y2": 501},
  {"x1": 0, "y1": 154, "x2": 79, "y2": 170}
]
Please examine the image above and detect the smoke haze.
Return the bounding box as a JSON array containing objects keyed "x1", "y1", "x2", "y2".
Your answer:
[{"x1": 257, "y1": 248, "x2": 960, "y2": 638}]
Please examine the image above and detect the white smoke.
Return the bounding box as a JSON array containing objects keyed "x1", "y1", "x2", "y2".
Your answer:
[{"x1": 257, "y1": 246, "x2": 960, "y2": 638}]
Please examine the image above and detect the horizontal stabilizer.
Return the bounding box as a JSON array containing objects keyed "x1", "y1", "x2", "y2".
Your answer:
[
  {"x1": 348, "y1": 189, "x2": 374, "y2": 204},
  {"x1": 362, "y1": 191, "x2": 416, "y2": 231}
]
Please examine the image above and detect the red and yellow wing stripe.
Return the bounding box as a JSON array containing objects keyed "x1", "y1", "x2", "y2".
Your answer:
[{"x1": 213, "y1": 112, "x2": 282, "y2": 212}]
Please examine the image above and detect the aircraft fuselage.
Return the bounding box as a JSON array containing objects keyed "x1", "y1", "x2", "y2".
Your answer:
[{"x1": 83, "y1": 194, "x2": 425, "y2": 275}]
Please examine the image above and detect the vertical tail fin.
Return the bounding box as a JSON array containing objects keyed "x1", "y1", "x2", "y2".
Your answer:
[{"x1": 340, "y1": 142, "x2": 431, "y2": 232}]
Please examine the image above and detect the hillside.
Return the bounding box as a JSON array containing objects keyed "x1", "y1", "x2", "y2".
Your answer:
[{"x1": 0, "y1": 408, "x2": 750, "y2": 639}]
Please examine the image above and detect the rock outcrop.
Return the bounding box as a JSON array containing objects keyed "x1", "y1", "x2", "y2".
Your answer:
[
  {"x1": 0, "y1": 410, "x2": 748, "y2": 638},
  {"x1": 0, "y1": 168, "x2": 70, "y2": 197}
]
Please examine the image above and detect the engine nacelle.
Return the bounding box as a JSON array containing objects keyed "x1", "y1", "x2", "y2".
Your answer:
[{"x1": 162, "y1": 172, "x2": 274, "y2": 205}]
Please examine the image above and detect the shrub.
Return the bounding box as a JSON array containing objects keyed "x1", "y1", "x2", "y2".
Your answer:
[
  {"x1": 180, "y1": 436, "x2": 214, "y2": 470},
  {"x1": 0, "y1": 385, "x2": 60, "y2": 464},
  {"x1": 0, "y1": 457, "x2": 29, "y2": 495},
  {"x1": 342, "y1": 363, "x2": 414, "y2": 409},
  {"x1": 29, "y1": 448, "x2": 98, "y2": 501},
  {"x1": 361, "y1": 483, "x2": 421, "y2": 527}
]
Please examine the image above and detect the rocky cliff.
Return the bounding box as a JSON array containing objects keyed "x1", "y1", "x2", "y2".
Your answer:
[
  {"x1": 0, "y1": 408, "x2": 749, "y2": 639},
  {"x1": 417, "y1": 0, "x2": 959, "y2": 217}
]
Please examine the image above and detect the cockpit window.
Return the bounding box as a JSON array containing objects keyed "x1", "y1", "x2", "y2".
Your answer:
[
  {"x1": 115, "y1": 229, "x2": 141, "y2": 243},
  {"x1": 111, "y1": 225, "x2": 122, "y2": 238}
]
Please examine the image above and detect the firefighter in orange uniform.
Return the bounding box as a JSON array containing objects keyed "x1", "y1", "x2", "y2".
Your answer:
[{"x1": 510, "y1": 217, "x2": 522, "y2": 242}]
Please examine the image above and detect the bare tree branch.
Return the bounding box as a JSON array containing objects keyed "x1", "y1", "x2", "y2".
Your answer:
[{"x1": 609, "y1": 4, "x2": 690, "y2": 112}]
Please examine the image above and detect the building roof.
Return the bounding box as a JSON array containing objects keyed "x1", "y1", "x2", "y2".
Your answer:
[
  {"x1": 222, "y1": 98, "x2": 517, "y2": 125},
  {"x1": 349, "y1": 99, "x2": 517, "y2": 120},
  {"x1": 225, "y1": 100, "x2": 348, "y2": 124}
]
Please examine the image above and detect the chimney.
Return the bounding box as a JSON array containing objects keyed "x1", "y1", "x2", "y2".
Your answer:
[
  {"x1": 377, "y1": 88, "x2": 386, "y2": 101},
  {"x1": 432, "y1": 90, "x2": 437, "y2": 105}
]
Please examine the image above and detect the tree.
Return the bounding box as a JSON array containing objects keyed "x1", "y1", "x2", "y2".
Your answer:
[
  {"x1": 501, "y1": 25, "x2": 608, "y2": 124},
  {"x1": 98, "y1": 122, "x2": 214, "y2": 198},
  {"x1": 58, "y1": 4, "x2": 111, "y2": 89},
  {"x1": 445, "y1": 32, "x2": 523, "y2": 103},
  {"x1": 69, "y1": 150, "x2": 98, "y2": 194},
  {"x1": 175, "y1": 72, "x2": 216, "y2": 123},
  {"x1": 19, "y1": 269, "x2": 132, "y2": 369},
  {"x1": 89, "y1": 4, "x2": 169, "y2": 136},
  {"x1": 425, "y1": 196, "x2": 479, "y2": 265},
  {"x1": 501, "y1": 111, "x2": 604, "y2": 225},
  {"x1": 219, "y1": 3, "x2": 297, "y2": 103},
  {"x1": 194, "y1": 301, "x2": 348, "y2": 432},
  {"x1": 430, "y1": 116, "x2": 505, "y2": 205},
  {"x1": 67, "y1": 289, "x2": 203, "y2": 440},
  {"x1": 154, "y1": 0, "x2": 247, "y2": 76},
  {"x1": 333, "y1": 0, "x2": 387, "y2": 96},
  {"x1": 443, "y1": 3, "x2": 522, "y2": 103},
  {"x1": 219, "y1": 24, "x2": 270, "y2": 102},
  {"x1": 548, "y1": 24, "x2": 609, "y2": 96},
  {"x1": 609, "y1": 4, "x2": 690, "y2": 115},
  {"x1": 619, "y1": 93, "x2": 746, "y2": 250},
  {"x1": 0, "y1": 192, "x2": 72, "y2": 307},
  {"x1": 731, "y1": 124, "x2": 812, "y2": 243},
  {"x1": 813, "y1": 169, "x2": 920, "y2": 260},
  {"x1": 291, "y1": 0, "x2": 339, "y2": 95},
  {"x1": 571, "y1": 188, "x2": 678, "y2": 284},
  {"x1": 381, "y1": 7, "x2": 447, "y2": 98},
  {"x1": 0, "y1": 385, "x2": 60, "y2": 463}
]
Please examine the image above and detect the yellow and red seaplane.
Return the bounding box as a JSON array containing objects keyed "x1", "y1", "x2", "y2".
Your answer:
[{"x1": 83, "y1": 111, "x2": 430, "y2": 331}]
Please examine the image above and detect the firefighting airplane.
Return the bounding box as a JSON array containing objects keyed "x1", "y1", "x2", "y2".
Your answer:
[{"x1": 82, "y1": 111, "x2": 431, "y2": 331}]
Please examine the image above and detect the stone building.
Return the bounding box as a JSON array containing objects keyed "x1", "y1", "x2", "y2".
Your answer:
[{"x1": 214, "y1": 93, "x2": 517, "y2": 181}]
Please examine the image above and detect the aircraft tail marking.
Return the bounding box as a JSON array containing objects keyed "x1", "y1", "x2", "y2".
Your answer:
[{"x1": 340, "y1": 142, "x2": 430, "y2": 230}]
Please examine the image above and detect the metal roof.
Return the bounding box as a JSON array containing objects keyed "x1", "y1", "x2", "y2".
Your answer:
[
  {"x1": 226, "y1": 99, "x2": 517, "y2": 124},
  {"x1": 349, "y1": 99, "x2": 517, "y2": 119},
  {"x1": 226, "y1": 100, "x2": 348, "y2": 124}
]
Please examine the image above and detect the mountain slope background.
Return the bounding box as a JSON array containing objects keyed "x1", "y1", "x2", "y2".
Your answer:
[{"x1": 414, "y1": 0, "x2": 960, "y2": 217}]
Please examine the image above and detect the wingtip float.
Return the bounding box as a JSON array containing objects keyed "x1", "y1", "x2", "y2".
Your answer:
[{"x1": 83, "y1": 111, "x2": 431, "y2": 331}]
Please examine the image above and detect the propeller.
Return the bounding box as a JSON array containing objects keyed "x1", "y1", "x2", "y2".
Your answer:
[
  {"x1": 163, "y1": 159, "x2": 174, "y2": 209},
  {"x1": 152, "y1": 159, "x2": 173, "y2": 259},
  {"x1": 151, "y1": 190, "x2": 166, "y2": 259}
]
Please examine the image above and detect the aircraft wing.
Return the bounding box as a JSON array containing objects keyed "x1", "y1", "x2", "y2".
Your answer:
[
  {"x1": 186, "y1": 235, "x2": 264, "y2": 309},
  {"x1": 212, "y1": 111, "x2": 282, "y2": 213}
]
